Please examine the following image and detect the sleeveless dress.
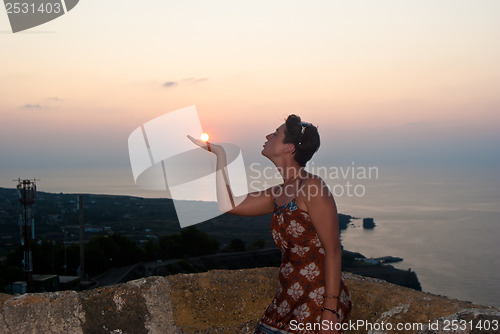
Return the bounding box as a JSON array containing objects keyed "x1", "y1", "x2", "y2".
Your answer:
[{"x1": 255, "y1": 198, "x2": 352, "y2": 334}]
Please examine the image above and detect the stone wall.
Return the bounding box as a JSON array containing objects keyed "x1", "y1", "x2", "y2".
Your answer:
[{"x1": 0, "y1": 268, "x2": 498, "y2": 333}]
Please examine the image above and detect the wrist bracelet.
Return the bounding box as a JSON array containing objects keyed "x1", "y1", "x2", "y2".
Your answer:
[
  {"x1": 322, "y1": 307, "x2": 339, "y2": 317},
  {"x1": 323, "y1": 293, "x2": 339, "y2": 299},
  {"x1": 207, "y1": 142, "x2": 211, "y2": 152}
]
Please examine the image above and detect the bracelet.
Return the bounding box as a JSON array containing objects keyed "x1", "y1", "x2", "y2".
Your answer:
[
  {"x1": 323, "y1": 293, "x2": 339, "y2": 299},
  {"x1": 322, "y1": 307, "x2": 339, "y2": 317},
  {"x1": 206, "y1": 142, "x2": 211, "y2": 152}
]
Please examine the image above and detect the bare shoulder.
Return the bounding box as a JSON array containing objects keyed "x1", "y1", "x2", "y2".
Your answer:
[
  {"x1": 302, "y1": 173, "x2": 323, "y2": 184},
  {"x1": 300, "y1": 173, "x2": 330, "y2": 197},
  {"x1": 297, "y1": 173, "x2": 333, "y2": 211},
  {"x1": 301, "y1": 175, "x2": 340, "y2": 245}
]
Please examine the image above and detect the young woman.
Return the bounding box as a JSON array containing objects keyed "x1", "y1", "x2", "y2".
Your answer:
[{"x1": 189, "y1": 115, "x2": 351, "y2": 334}]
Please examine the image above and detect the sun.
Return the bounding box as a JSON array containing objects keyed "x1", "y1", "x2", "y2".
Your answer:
[{"x1": 200, "y1": 133, "x2": 209, "y2": 142}]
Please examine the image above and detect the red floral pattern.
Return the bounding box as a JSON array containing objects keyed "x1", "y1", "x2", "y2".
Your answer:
[{"x1": 255, "y1": 199, "x2": 352, "y2": 334}]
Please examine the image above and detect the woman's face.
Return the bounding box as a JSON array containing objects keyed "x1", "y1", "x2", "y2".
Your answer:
[{"x1": 262, "y1": 123, "x2": 287, "y2": 159}]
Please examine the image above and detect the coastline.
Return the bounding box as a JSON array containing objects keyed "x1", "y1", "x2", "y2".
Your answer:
[
  {"x1": 92, "y1": 248, "x2": 421, "y2": 292},
  {"x1": 1, "y1": 186, "x2": 486, "y2": 304}
]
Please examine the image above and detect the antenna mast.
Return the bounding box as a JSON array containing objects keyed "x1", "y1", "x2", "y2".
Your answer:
[{"x1": 16, "y1": 178, "x2": 38, "y2": 292}]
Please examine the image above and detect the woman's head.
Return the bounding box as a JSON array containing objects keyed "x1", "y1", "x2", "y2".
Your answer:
[{"x1": 283, "y1": 114, "x2": 320, "y2": 167}]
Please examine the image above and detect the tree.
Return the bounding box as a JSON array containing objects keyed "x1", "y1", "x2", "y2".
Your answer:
[
  {"x1": 158, "y1": 227, "x2": 219, "y2": 259},
  {"x1": 224, "y1": 238, "x2": 246, "y2": 252}
]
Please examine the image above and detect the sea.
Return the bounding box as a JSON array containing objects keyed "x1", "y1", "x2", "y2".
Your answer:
[
  {"x1": 333, "y1": 164, "x2": 500, "y2": 308},
  {"x1": 2, "y1": 163, "x2": 499, "y2": 307}
]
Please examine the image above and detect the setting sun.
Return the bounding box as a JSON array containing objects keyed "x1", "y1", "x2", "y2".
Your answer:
[{"x1": 201, "y1": 133, "x2": 209, "y2": 142}]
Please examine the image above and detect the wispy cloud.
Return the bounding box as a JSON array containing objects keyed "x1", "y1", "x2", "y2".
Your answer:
[
  {"x1": 162, "y1": 78, "x2": 208, "y2": 89},
  {"x1": 181, "y1": 77, "x2": 208, "y2": 84},
  {"x1": 405, "y1": 120, "x2": 433, "y2": 127},
  {"x1": 22, "y1": 104, "x2": 43, "y2": 109},
  {"x1": 163, "y1": 81, "x2": 178, "y2": 88},
  {"x1": 21, "y1": 97, "x2": 62, "y2": 110},
  {"x1": 45, "y1": 97, "x2": 61, "y2": 102}
]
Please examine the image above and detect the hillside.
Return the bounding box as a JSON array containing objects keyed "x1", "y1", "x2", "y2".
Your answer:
[{"x1": 0, "y1": 187, "x2": 352, "y2": 256}]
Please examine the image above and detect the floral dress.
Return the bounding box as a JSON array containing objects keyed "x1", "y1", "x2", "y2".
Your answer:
[{"x1": 255, "y1": 199, "x2": 352, "y2": 334}]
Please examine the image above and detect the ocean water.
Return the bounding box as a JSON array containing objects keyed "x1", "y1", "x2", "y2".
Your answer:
[
  {"x1": 333, "y1": 165, "x2": 500, "y2": 308},
  {"x1": 2, "y1": 164, "x2": 499, "y2": 307}
]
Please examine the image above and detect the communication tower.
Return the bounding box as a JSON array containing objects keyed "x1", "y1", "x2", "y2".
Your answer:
[{"x1": 16, "y1": 178, "x2": 37, "y2": 292}]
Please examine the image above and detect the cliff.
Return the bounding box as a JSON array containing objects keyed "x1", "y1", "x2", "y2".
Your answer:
[{"x1": 0, "y1": 268, "x2": 498, "y2": 334}]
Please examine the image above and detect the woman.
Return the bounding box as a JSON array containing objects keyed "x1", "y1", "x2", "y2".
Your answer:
[{"x1": 189, "y1": 114, "x2": 351, "y2": 334}]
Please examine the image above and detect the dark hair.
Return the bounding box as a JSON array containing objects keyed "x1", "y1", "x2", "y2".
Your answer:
[{"x1": 283, "y1": 114, "x2": 320, "y2": 167}]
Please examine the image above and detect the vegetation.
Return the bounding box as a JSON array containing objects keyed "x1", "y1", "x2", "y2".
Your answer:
[
  {"x1": 0, "y1": 187, "x2": 355, "y2": 291},
  {"x1": 0, "y1": 227, "x2": 220, "y2": 288}
]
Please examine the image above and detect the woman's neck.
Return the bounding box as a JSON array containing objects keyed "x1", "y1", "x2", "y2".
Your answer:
[{"x1": 278, "y1": 165, "x2": 303, "y2": 184}]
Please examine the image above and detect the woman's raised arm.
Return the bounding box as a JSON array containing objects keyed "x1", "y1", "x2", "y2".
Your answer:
[{"x1": 187, "y1": 135, "x2": 274, "y2": 217}]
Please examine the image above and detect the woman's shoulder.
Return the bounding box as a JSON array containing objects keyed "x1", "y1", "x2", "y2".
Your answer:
[
  {"x1": 301, "y1": 172, "x2": 327, "y2": 187},
  {"x1": 299, "y1": 173, "x2": 331, "y2": 198},
  {"x1": 296, "y1": 173, "x2": 333, "y2": 211}
]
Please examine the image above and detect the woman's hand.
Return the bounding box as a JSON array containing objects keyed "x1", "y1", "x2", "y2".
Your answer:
[
  {"x1": 187, "y1": 134, "x2": 209, "y2": 151},
  {"x1": 187, "y1": 135, "x2": 223, "y2": 155}
]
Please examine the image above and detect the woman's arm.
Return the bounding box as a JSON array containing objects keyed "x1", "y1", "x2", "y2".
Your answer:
[
  {"x1": 187, "y1": 136, "x2": 274, "y2": 216},
  {"x1": 303, "y1": 177, "x2": 342, "y2": 330}
]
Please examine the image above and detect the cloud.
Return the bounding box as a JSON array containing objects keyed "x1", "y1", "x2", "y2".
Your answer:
[
  {"x1": 404, "y1": 120, "x2": 433, "y2": 127},
  {"x1": 163, "y1": 81, "x2": 178, "y2": 88},
  {"x1": 22, "y1": 104, "x2": 43, "y2": 109},
  {"x1": 162, "y1": 78, "x2": 208, "y2": 89},
  {"x1": 45, "y1": 97, "x2": 61, "y2": 102},
  {"x1": 21, "y1": 97, "x2": 62, "y2": 110},
  {"x1": 182, "y1": 77, "x2": 208, "y2": 84}
]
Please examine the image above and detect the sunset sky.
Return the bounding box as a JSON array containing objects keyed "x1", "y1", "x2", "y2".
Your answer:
[{"x1": 1, "y1": 0, "x2": 499, "y2": 194}]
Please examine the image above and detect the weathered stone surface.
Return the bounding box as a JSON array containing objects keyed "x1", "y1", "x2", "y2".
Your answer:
[
  {"x1": 1, "y1": 290, "x2": 84, "y2": 333},
  {"x1": 0, "y1": 268, "x2": 498, "y2": 333},
  {"x1": 342, "y1": 273, "x2": 499, "y2": 333},
  {"x1": 168, "y1": 268, "x2": 276, "y2": 334}
]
